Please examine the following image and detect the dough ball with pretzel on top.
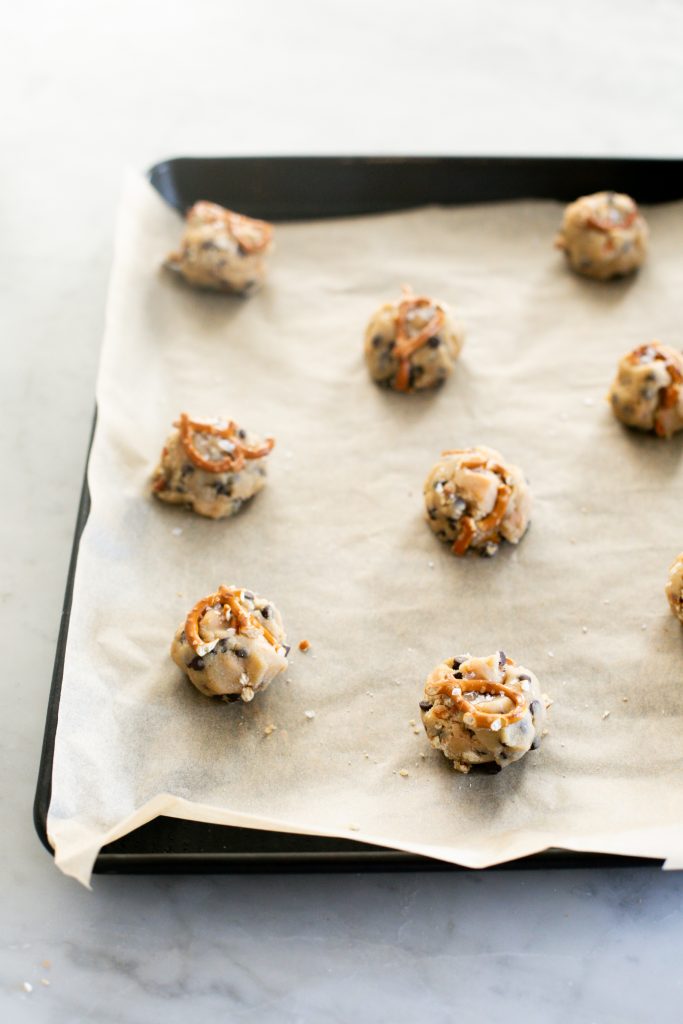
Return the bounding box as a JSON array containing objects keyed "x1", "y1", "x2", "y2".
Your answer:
[
  {"x1": 152, "y1": 413, "x2": 275, "y2": 519},
  {"x1": 364, "y1": 284, "x2": 464, "y2": 392},
  {"x1": 171, "y1": 585, "x2": 288, "y2": 702},
  {"x1": 555, "y1": 190, "x2": 648, "y2": 281},
  {"x1": 165, "y1": 200, "x2": 274, "y2": 294},
  {"x1": 608, "y1": 342, "x2": 683, "y2": 439},
  {"x1": 420, "y1": 652, "x2": 549, "y2": 774},
  {"x1": 424, "y1": 446, "x2": 531, "y2": 557}
]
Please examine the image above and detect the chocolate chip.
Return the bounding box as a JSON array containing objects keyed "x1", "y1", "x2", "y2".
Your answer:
[
  {"x1": 452, "y1": 657, "x2": 464, "y2": 668},
  {"x1": 529, "y1": 700, "x2": 541, "y2": 717},
  {"x1": 200, "y1": 240, "x2": 218, "y2": 251},
  {"x1": 181, "y1": 464, "x2": 195, "y2": 477},
  {"x1": 217, "y1": 638, "x2": 231, "y2": 653},
  {"x1": 188, "y1": 655, "x2": 205, "y2": 671},
  {"x1": 427, "y1": 336, "x2": 440, "y2": 348},
  {"x1": 174, "y1": 485, "x2": 187, "y2": 494},
  {"x1": 518, "y1": 673, "x2": 531, "y2": 682},
  {"x1": 223, "y1": 693, "x2": 241, "y2": 703},
  {"x1": 234, "y1": 648, "x2": 248, "y2": 659},
  {"x1": 243, "y1": 591, "x2": 254, "y2": 600},
  {"x1": 261, "y1": 605, "x2": 271, "y2": 619},
  {"x1": 419, "y1": 700, "x2": 433, "y2": 711},
  {"x1": 237, "y1": 429, "x2": 247, "y2": 439},
  {"x1": 427, "y1": 507, "x2": 438, "y2": 520},
  {"x1": 214, "y1": 480, "x2": 233, "y2": 496},
  {"x1": 452, "y1": 670, "x2": 463, "y2": 679},
  {"x1": 372, "y1": 334, "x2": 383, "y2": 348},
  {"x1": 179, "y1": 630, "x2": 186, "y2": 643},
  {"x1": 386, "y1": 340, "x2": 395, "y2": 352}
]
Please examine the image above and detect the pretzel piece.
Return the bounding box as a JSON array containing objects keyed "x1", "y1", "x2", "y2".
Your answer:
[
  {"x1": 176, "y1": 413, "x2": 275, "y2": 474},
  {"x1": 452, "y1": 516, "x2": 476, "y2": 555},
  {"x1": 428, "y1": 672, "x2": 526, "y2": 729},
  {"x1": 185, "y1": 586, "x2": 279, "y2": 653},
  {"x1": 393, "y1": 285, "x2": 446, "y2": 392},
  {"x1": 440, "y1": 452, "x2": 511, "y2": 556},
  {"x1": 585, "y1": 208, "x2": 638, "y2": 233},
  {"x1": 191, "y1": 201, "x2": 273, "y2": 254},
  {"x1": 478, "y1": 484, "x2": 511, "y2": 533},
  {"x1": 629, "y1": 344, "x2": 683, "y2": 437}
]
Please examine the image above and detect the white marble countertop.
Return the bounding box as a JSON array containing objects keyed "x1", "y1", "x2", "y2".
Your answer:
[{"x1": 3, "y1": 1, "x2": 683, "y2": 1020}]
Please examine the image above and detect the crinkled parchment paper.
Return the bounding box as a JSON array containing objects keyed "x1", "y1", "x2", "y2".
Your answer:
[{"x1": 47, "y1": 172, "x2": 683, "y2": 885}]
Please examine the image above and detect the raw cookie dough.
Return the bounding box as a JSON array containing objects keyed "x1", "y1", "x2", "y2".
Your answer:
[
  {"x1": 152, "y1": 413, "x2": 275, "y2": 519},
  {"x1": 555, "y1": 190, "x2": 648, "y2": 280},
  {"x1": 165, "y1": 200, "x2": 274, "y2": 294},
  {"x1": 420, "y1": 652, "x2": 549, "y2": 773},
  {"x1": 665, "y1": 553, "x2": 683, "y2": 623},
  {"x1": 364, "y1": 285, "x2": 464, "y2": 392},
  {"x1": 608, "y1": 342, "x2": 683, "y2": 438},
  {"x1": 424, "y1": 445, "x2": 531, "y2": 557},
  {"x1": 171, "y1": 585, "x2": 288, "y2": 702}
]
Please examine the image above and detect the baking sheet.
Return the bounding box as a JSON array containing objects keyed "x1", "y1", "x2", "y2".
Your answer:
[{"x1": 47, "y1": 172, "x2": 683, "y2": 885}]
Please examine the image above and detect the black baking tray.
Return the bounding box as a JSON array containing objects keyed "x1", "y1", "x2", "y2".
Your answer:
[{"x1": 35, "y1": 155, "x2": 682, "y2": 874}]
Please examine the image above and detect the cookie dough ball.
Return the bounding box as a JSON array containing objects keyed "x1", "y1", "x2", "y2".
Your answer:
[
  {"x1": 165, "y1": 201, "x2": 274, "y2": 294},
  {"x1": 608, "y1": 342, "x2": 683, "y2": 438},
  {"x1": 555, "y1": 191, "x2": 648, "y2": 280},
  {"x1": 665, "y1": 553, "x2": 683, "y2": 623},
  {"x1": 171, "y1": 585, "x2": 288, "y2": 702},
  {"x1": 420, "y1": 652, "x2": 549, "y2": 773},
  {"x1": 424, "y1": 446, "x2": 531, "y2": 557},
  {"x1": 364, "y1": 285, "x2": 464, "y2": 392},
  {"x1": 152, "y1": 413, "x2": 275, "y2": 519}
]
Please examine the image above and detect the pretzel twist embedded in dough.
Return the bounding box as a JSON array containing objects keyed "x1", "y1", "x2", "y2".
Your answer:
[
  {"x1": 585, "y1": 209, "x2": 638, "y2": 232},
  {"x1": 628, "y1": 344, "x2": 683, "y2": 438},
  {"x1": 393, "y1": 285, "x2": 446, "y2": 391},
  {"x1": 191, "y1": 201, "x2": 273, "y2": 254},
  {"x1": 440, "y1": 451, "x2": 512, "y2": 556},
  {"x1": 176, "y1": 413, "x2": 275, "y2": 474},
  {"x1": 185, "y1": 586, "x2": 279, "y2": 653},
  {"x1": 427, "y1": 666, "x2": 527, "y2": 729}
]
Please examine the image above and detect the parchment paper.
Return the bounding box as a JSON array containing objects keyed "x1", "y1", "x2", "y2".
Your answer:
[{"x1": 47, "y1": 172, "x2": 683, "y2": 886}]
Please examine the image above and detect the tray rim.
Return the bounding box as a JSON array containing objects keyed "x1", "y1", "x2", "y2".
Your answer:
[{"x1": 35, "y1": 153, "x2": 683, "y2": 874}]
